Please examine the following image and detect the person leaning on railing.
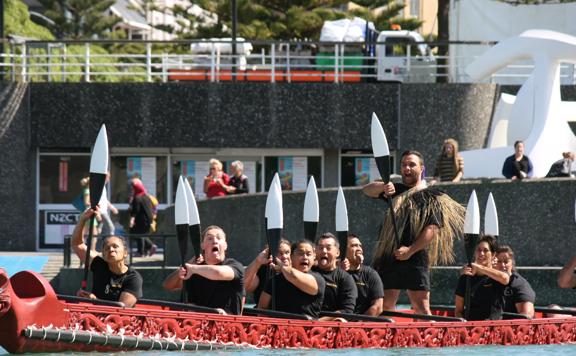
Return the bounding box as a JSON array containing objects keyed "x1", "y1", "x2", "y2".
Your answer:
[{"x1": 71, "y1": 208, "x2": 143, "y2": 307}]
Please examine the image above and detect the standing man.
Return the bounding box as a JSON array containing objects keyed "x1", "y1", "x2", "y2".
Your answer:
[
  {"x1": 363, "y1": 150, "x2": 464, "y2": 315},
  {"x1": 162, "y1": 225, "x2": 244, "y2": 315},
  {"x1": 228, "y1": 160, "x2": 249, "y2": 194},
  {"x1": 312, "y1": 233, "x2": 357, "y2": 316},
  {"x1": 344, "y1": 234, "x2": 384, "y2": 316}
]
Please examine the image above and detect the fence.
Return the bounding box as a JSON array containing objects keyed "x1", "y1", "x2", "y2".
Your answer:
[{"x1": 2, "y1": 39, "x2": 575, "y2": 84}]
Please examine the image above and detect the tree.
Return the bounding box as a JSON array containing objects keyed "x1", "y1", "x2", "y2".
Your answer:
[
  {"x1": 5, "y1": 0, "x2": 54, "y2": 40},
  {"x1": 35, "y1": 0, "x2": 121, "y2": 39},
  {"x1": 350, "y1": 1, "x2": 422, "y2": 31}
]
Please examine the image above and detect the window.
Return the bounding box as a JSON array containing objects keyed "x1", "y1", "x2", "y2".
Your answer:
[
  {"x1": 109, "y1": 155, "x2": 168, "y2": 204},
  {"x1": 39, "y1": 155, "x2": 90, "y2": 204},
  {"x1": 410, "y1": 0, "x2": 420, "y2": 17},
  {"x1": 340, "y1": 150, "x2": 395, "y2": 187},
  {"x1": 264, "y1": 156, "x2": 322, "y2": 191}
]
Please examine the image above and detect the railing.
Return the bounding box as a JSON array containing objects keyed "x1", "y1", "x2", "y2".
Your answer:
[
  {"x1": 63, "y1": 233, "x2": 175, "y2": 268},
  {"x1": 1, "y1": 39, "x2": 576, "y2": 84}
]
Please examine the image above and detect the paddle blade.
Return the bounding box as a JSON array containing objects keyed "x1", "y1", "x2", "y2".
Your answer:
[
  {"x1": 336, "y1": 187, "x2": 349, "y2": 258},
  {"x1": 175, "y1": 177, "x2": 190, "y2": 225},
  {"x1": 304, "y1": 221, "x2": 318, "y2": 242},
  {"x1": 267, "y1": 176, "x2": 283, "y2": 230},
  {"x1": 175, "y1": 177, "x2": 190, "y2": 264},
  {"x1": 303, "y1": 176, "x2": 319, "y2": 223},
  {"x1": 265, "y1": 173, "x2": 282, "y2": 219},
  {"x1": 371, "y1": 113, "x2": 391, "y2": 182},
  {"x1": 484, "y1": 193, "x2": 499, "y2": 237},
  {"x1": 188, "y1": 224, "x2": 202, "y2": 259},
  {"x1": 88, "y1": 125, "x2": 109, "y2": 209},
  {"x1": 89, "y1": 125, "x2": 109, "y2": 175},
  {"x1": 464, "y1": 190, "x2": 480, "y2": 265},
  {"x1": 464, "y1": 190, "x2": 480, "y2": 235}
]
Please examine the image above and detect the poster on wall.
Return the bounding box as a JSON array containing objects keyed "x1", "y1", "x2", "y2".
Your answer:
[
  {"x1": 369, "y1": 157, "x2": 381, "y2": 182},
  {"x1": 43, "y1": 211, "x2": 80, "y2": 245},
  {"x1": 195, "y1": 160, "x2": 210, "y2": 200},
  {"x1": 292, "y1": 157, "x2": 308, "y2": 191},
  {"x1": 58, "y1": 161, "x2": 68, "y2": 192},
  {"x1": 355, "y1": 157, "x2": 371, "y2": 186},
  {"x1": 278, "y1": 156, "x2": 293, "y2": 190},
  {"x1": 243, "y1": 161, "x2": 256, "y2": 193},
  {"x1": 127, "y1": 157, "x2": 157, "y2": 196}
]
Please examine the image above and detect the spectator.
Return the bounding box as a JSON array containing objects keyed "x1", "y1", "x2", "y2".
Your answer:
[
  {"x1": 204, "y1": 159, "x2": 231, "y2": 198},
  {"x1": 228, "y1": 160, "x2": 250, "y2": 194},
  {"x1": 129, "y1": 177, "x2": 157, "y2": 257},
  {"x1": 545, "y1": 151, "x2": 575, "y2": 178},
  {"x1": 431, "y1": 138, "x2": 464, "y2": 184},
  {"x1": 502, "y1": 140, "x2": 533, "y2": 180}
]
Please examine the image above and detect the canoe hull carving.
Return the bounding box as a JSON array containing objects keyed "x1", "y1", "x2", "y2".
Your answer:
[{"x1": 1, "y1": 269, "x2": 576, "y2": 353}]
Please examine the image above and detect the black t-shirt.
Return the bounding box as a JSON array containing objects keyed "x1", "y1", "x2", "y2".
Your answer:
[
  {"x1": 252, "y1": 264, "x2": 273, "y2": 305},
  {"x1": 455, "y1": 274, "x2": 506, "y2": 321},
  {"x1": 503, "y1": 272, "x2": 536, "y2": 313},
  {"x1": 90, "y1": 256, "x2": 143, "y2": 301},
  {"x1": 312, "y1": 266, "x2": 357, "y2": 313},
  {"x1": 264, "y1": 271, "x2": 326, "y2": 319},
  {"x1": 184, "y1": 258, "x2": 244, "y2": 315},
  {"x1": 348, "y1": 265, "x2": 384, "y2": 314},
  {"x1": 229, "y1": 175, "x2": 249, "y2": 194},
  {"x1": 379, "y1": 184, "x2": 442, "y2": 269}
]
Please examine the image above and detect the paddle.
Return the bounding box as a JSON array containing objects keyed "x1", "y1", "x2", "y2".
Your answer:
[
  {"x1": 463, "y1": 190, "x2": 480, "y2": 321},
  {"x1": 484, "y1": 192, "x2": 499, "y2": 239},
  {"x1": 266, "y1": 173, "x2": 283, "y2": 310},
  {"x1": 335, "y1": 187, "x2": 349, "y2": 260},
  {"x1": 175, "y1": 176, "x2": 190, "y2": 302},
  {"x1": 303, "y1": 176, "x2": 319, "y2": 242},
  {"x1": 183, "y1": 178, "x2": 201, "y2": 258},
  {"x1": 371, "y1": 113, "x2": 400, "y2": 246},
  {"x1": 81, "y1": 124, "x2": 109, "y2": 292}
]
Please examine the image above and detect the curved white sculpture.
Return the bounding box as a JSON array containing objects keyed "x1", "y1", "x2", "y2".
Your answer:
[{"x1": 461, "y1": 29, "x2": 576, "y2": 178}]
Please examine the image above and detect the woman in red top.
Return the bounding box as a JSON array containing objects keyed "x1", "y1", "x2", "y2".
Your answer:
[{"x1": 204, "y1": 159, "x2": 231, "y2": 198}]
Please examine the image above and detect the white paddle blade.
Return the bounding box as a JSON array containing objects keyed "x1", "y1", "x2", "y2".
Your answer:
[
  {"x1": 335, "y1": 187, "x2": 349, "y2": 232},
  {"x1": 371, "y1": 113, "x2": 390, "y2": 158},
  {"x1": 175, "y1": 176, "x2": 190, "y2": 225},
  {"x1": 484, "y1": 193, "x2": 499, "y2": 236},
  {"x1": 183, "y1": 177, "x2": 201, "y2": 226},
  {"x1": 89, "y1": 124, "x2": 109, "y2": 174},
  {"x1": 267, "y1": 178, "x2": 283, "y2": 229},
  {"x1": 464, "y1": 190, "x2": 480, "y2": 235},
  {"x1": 303, "y1": 176, "x2": 319, "y2": 223},
  {"x1": 265, "y1": 173, "x2": 281, "y2": 219}
]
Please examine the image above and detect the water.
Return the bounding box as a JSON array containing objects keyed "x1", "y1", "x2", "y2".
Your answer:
[{"x1": 2, "y1": 344, "x2": 576, "y2": 355}]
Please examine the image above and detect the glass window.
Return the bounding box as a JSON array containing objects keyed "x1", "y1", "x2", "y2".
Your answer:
[
  {"x1": 341, "y1": 150, "x2": 395, "y2": 187},
  {"x1": 410, "y1": 0, "x2": 420, "y2": 17},
  {"x1": 264, "y1": 156, "x2": 322, "y2": 191},
  {"x1": 39, "y1": 155, "x2": 90, "y2": 204},
  {"x1": 109, "y1": 156, "x2": 168, "y2": 204}
]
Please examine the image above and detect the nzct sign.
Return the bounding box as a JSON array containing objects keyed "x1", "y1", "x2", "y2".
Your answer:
[
  {"x1": 46, "y1": 211, "x2": 80, "y2": 225},
  {"x1": 43, "y1": 211, "x2": 81, "y2": 246}
]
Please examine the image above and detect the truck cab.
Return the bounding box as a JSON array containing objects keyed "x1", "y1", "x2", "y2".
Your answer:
[{"x1": 376, "y1": 30, "x2": 435, "y2": 83}]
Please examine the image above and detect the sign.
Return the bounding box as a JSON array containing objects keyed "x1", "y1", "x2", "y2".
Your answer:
[
  {"x1": 292, "y1": 157, "x2": 308, "y2": 191},
  {"x1": 127, "y1": 157, "x2": 157, "y2": 196},
  {"x1": 355, "y1": 157, "x2": 371, "y2": 186},
  {"x1": 278, "y1": 157, "x2": 293, "y2": 190},
  {"x1": 44, "y1": 211, "x2": 80, "y2": 245}
]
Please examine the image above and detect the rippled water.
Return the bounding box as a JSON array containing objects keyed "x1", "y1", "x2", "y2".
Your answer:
[{"x1": 3, "y1": 344, "x2": 576, "y2": 355}]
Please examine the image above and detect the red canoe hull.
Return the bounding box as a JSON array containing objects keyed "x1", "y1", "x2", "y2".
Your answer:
[{"x1": 1, "y1": 269, "x2": 575, "y2": 353}]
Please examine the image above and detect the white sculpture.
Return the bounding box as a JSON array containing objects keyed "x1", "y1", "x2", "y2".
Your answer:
[{"x1": 461, "y1": 29, "x2": 576, "y2": 178}]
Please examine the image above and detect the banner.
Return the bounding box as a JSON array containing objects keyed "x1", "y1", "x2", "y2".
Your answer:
[
  {"x1": 292, "y1": 157, "x2": 308, "y2": 191},
  {"x1": 127, "y1": 157, "x2": 157, "y2": 196},
  {"x1": 355, "y1": 157, "x2": 371, "y2": 186},
  {"x1": 278, "y1": 157, "x2": 293, "y2": 190}
]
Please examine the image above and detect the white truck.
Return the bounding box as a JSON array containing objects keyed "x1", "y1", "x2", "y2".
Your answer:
[{"x1": 376, "y1": 30, "x2": 436, "y2": 83}]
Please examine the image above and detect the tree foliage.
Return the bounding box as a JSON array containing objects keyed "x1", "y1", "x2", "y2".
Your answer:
[
  {"x1": 35, "y1": 0, "x2": 122, "y2": 39},
  {"x1": 5, "y1": 0, "x2": 54, "y2": 40}
]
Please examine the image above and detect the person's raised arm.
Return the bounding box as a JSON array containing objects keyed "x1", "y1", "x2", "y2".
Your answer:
[
  {"x1": 558, "y1": 256, "x2": 576, "y2": 289},
  {"x1": 363, "y1": 181, "x2": 395, "y2": 199},
  {"x1": 182, "y1": 263, "x2": 236, "y2": 281},
  {"x1": 71, "y1": 209, "x2": 98, "y2": 267},
  {"x1": 277, "y1": 260, "x2": 318, "y2": 296},
  {"x1": 203, "y1": 175, "x2": 212, "y2": 194},
  {"x1": 245, "y1": 249, "x2": 269, "y2": 293},
  {"x1": 471, "y1": 263, "x2": 510, "y2": 285}
]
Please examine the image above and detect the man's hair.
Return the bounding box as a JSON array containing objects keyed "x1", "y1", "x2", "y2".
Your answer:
[
  {"x1": 495, "y1": 244, "x2": 515, "y2": 269},
  {"x1": 202, "y1": 225, "x2": 226, "y2": 240},
  {"x1": 347, "y1": 233, "x2": 359, "y2": 240},
  {"x1": 231, "y1": 160, "x2": 244, "y2": 171},
  {"x1": 514, "y1": 140, "x2": 524, "y2": 149},
  {"x1": 479, "y1": 234, "x2": 498, "y2": 253},
  {"x1": 291, "y1": 239, "x2": 315, "y2": 253},
  {"x1": 401, "y1": 150, "x2": 425, "y2": 166},
  {"x1": 317, "y1": 232, "x2": 339, "y2": 248}
]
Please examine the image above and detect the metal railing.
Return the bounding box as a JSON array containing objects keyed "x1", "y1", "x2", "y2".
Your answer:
[
  {"x1": 1, "y1": 39, "x2": 576, "y2": 84},
  {"x1": 63, "y1": 233, "x2": 175, "y2": 269}
]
